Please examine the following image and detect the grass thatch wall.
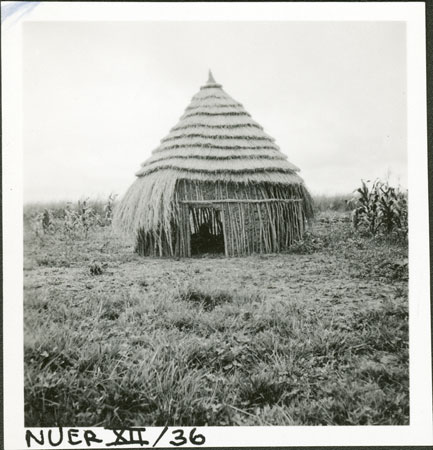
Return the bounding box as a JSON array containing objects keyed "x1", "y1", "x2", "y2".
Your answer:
[{"x1": 119, "y1": 179, "x2": 313, "y2": 257}]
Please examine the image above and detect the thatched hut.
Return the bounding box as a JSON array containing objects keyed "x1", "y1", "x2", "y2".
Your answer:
[{"x1": 114, "y1": 71, "x2": 313, "y2": 257}]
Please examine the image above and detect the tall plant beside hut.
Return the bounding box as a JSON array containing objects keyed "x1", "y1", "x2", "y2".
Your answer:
[{"x1": 352, "y1": 180, "x2": 408, "y2": 239}]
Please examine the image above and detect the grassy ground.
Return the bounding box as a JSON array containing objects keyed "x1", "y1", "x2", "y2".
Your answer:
[{"x1": 24, "y1": 210, "x2": 408, "y2": 426}]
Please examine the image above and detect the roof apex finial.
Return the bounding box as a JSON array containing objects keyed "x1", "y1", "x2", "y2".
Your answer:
[{"x1": 207, "y1": 69, "x2": 216, "y2": 84}]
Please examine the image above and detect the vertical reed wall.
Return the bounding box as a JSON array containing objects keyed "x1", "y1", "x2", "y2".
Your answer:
[{"x1": 135, "y1": 180, "x2": 311, "y2": 257}]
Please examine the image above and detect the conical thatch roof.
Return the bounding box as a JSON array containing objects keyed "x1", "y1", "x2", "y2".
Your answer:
[
  {"x1": 136, "y1": 70, "x2": 301, "y2": 182},
  {"x1": 114, "y1": 71, "x2": 311, "y2": 240}
]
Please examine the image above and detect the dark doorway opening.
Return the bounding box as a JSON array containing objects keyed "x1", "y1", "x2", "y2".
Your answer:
[{"x1": 190, "y1": 206, "x2": 225, "y2": 255}]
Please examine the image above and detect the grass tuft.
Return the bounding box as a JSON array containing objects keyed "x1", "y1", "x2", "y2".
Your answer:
[{"x1": 177, "y1": 286, "x2": 234, "y2": 311}]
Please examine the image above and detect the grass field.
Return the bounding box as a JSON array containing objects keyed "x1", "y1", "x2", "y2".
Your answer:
[{"x1": 24, "y1": 207, "x2": 409, "y2": 426}]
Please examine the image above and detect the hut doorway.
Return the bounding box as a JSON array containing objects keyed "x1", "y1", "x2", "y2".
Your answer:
[{"x1": 189, "y1": 205, "x2": 226, "y2": 256}]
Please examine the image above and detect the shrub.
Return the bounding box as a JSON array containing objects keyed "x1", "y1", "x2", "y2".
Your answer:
[{"x1": 287, "y1": 231, "x2": 324, "y2": 254}]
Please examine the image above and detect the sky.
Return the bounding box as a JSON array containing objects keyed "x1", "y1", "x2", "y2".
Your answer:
[{"x1": 23, "y1": 21, "x2": 406, "y2": 202}]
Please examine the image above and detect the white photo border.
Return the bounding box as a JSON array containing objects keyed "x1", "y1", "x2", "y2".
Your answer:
[{"x1": 2, "y1": 1, "x2": 431, "y2": 448}]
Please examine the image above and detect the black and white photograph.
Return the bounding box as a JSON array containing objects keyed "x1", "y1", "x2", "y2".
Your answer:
[{"x1": 2, "y1": 1, "x2": 432, "y2": 448}]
